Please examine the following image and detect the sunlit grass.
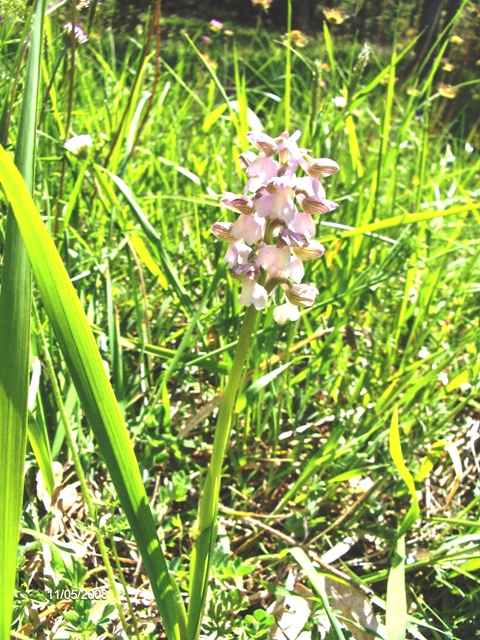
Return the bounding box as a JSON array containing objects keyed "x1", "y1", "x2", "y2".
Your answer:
[{"x1": 1, "y1": 1, "x2": 480, "y2": 638}]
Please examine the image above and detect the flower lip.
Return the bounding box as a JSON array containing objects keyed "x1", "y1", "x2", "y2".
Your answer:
[
  {"x1": 231, "y1": 213, "x2": 266, "y2": 244},
  {"x1": 273, "y1": 301, "x2": 300, "y2": 324},
  {"x1": 239, "y1": 278, "x2": 268, "y2": 310}
]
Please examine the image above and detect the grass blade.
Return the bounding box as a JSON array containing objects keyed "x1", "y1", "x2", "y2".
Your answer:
[
  {"x1": 0, "y1": 0, "x2": 46, "y2": 635},
  {"x1": 386, "y1": 535, "x2": 407, "y2": 640},
  {"x1": 318, "y1": 201, "x2": 480, "y2": 242},
  {"x1": 0, "y1": 145, "x2": 188, "y2": 640},
  {"x1": 389, "y1": 405, "x2": 420, "y2": 537},
  {"x1": 289, "y1": 547, "x2": 347, "y2": 640}
]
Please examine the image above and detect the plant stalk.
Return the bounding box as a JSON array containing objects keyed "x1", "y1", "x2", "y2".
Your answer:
[{"x1": 187, "y1": 303, "x2": 259, "y2": 640}]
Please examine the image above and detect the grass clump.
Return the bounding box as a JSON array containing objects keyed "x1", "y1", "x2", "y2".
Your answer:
[{"x1": 1, "y1": 1, "x2": 480, "y2": 638}]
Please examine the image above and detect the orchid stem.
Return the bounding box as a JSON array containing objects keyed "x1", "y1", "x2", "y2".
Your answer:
[{"x1": 187, "y1": 303, "x2": 259, "y2": 640}]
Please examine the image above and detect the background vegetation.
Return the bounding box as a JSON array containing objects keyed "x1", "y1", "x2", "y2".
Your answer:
[{"x1": 1, "y1": 0, "x2": 480, "y2": 638}]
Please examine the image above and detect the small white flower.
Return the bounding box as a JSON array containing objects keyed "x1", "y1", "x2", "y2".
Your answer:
[
  {"x1": 332, "y1": 96, "x2": 347, "y2": 108},
  {"x1": 438, "y1": 371, "x2": 449, "y2": 386},
  {"x1": 418, "y1": 346, "x2": 430, "y2": 359},
  {"x1": 64, "y1": 134, "x2": 92, "y2": 158}
]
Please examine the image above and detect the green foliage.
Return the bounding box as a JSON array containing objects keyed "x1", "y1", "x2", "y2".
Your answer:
[{"x1": 1, "y1": 1, "x2": 480, "y2": 638}]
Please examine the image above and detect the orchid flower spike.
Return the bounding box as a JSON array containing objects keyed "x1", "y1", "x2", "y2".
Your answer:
[{"x1": 212, "y1": 130, "x2": 339, "y2": 323}]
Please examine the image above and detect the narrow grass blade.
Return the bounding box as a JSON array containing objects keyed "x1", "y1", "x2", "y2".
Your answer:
[
  {"x1": 345, "y1": 114, "x2": 363, "y2": 177},
  {"x1": 105, "y1": 51, "x2": 153, "y2": 174},
  {"x1": 386, "y1": 535, "x2": 407, "y2": 640},
  {"x1": 289, "y1": 547, "x2": 347, "y2": 640},
  {"x1": 0, "y1": 146, "x2": 188, "y2": 640},
  {"x1": 27, "y1": 357, "x2": 54, "y2": 497},
  {"x1": 0, "y1": 1, "x2": 46, "y2": 635},
  {"x1": 322, "y1": 22, "x2": 335, "y2": 76},
  {"x1": 389, "y1": 405, "x2": 420, "y2": 537},
  {"x1": 183, "y1": 33, "x2": 242, "y2": 141},
  {"x1": 318, "y1": 201, "x2": 480, "y2": 242},
  {"x1": 93, "y1": 165, "x2": 192, "y2": 312}
]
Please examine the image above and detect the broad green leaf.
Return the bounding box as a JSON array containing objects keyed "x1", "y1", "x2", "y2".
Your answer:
[
  {"x1": 0, "y1": 145, "x2": 188, "y2": 640},
  {"x1": 188, "y1": 305, "x2": 258, "y2": 640}
]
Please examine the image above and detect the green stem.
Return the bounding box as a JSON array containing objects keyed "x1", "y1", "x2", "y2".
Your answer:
[
  {"x1": 187, "y1": 303, "x2": 259, "y2": 640},
  {"x1": 203, "y1": 304, "x2": 258, "y2": 508},
  {"x1": 285, "y1": 0, "x2": 292, "y2": 131}
]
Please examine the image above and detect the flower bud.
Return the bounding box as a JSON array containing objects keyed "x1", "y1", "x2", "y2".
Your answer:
[
  {"x1": 221, "y1": 193, "x2": 255, "y2": 215},
  {"x1": 305, "y1": 158, "x2": 340, "y2": 179},
  {"x1": 284, "y1": 283, "x2": 319, "y2": 307},
  {"x1": 211, "y1": 222, "x2": 234, "y2": 241},
  {"x1": 300, "y1": 196, "x2": 338, "y2": 215},
  {"x1": 293, "y1": 239, "x2": 325, "y2": 260},
  {"x1": 247, "y1": 131, "x2": 278, "y2": 156}
]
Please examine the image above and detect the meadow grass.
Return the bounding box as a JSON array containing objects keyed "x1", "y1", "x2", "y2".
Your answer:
[{"x1": 1, "y1": 2, "x2": 480, "y2": 639}]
